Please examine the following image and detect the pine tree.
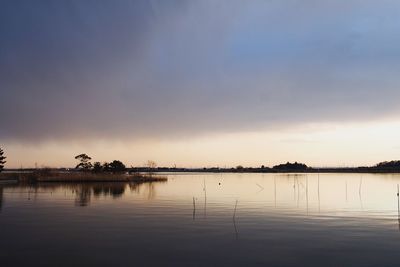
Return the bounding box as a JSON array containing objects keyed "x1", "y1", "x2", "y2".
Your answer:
[
  {"x1": 0, "y1": 148, "x2": 6, "y2": 173},
  {"x1": 75, "y1": 153, "x2": 92, "y2": 170}
]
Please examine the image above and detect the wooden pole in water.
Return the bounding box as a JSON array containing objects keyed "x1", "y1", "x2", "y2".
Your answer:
[
  {"x1": 306, "y1": 175, "x2": 309, "y2": 215},
  {"x1": 359, "y1": 176, "x2": 363, "y2": 210},
  {"x1": 203, "y1": 178, "x2": 207, "y2": 218},
  {"x1": 193, "y1": 197, "x2": 196, "y2": 220},
  {"x1": 233, "y1": 215, "x2": 239, "y2": 240},
  {"x1": 296, "y1": 178, "x2": 300, "y2": 208},
  {"x1": 274, "y1": 176, "x2": 276, "y2": 208},
  {"x1": 233, "y1": 199, "x2": 238, "y2": 219},
  {"x1": 318, "y1": 173, "x2": 320, "y2": 213},
  {"x1": 397, "y1": 184, "x2": 399, "y2": 231},
  {"x1": 233, "y1": 200, "x2": 239, "y2": 240}
]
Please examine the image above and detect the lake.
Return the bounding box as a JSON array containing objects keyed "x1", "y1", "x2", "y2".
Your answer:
[{"x1": 1, "y1": 173, "x2": 400, "y2": 266}]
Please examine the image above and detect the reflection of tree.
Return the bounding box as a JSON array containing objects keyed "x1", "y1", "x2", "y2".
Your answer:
[
  {"x1": 0, "y1": 180, "x2": 167, "y2": 208},
  {"x1": 93, "y1": 183, "x2": 125, "y2": 198},
  {"x1": 129, "y1": 181, "x2": 166, "y2": 200},
  {"x1": 129, "y1": 183, "x2": 141, "y2": 194},
  {"x1": 75, "y1": 186, "x2": 91, "y2": 207},
  {"x1": 0, "y1": 186, "x2": 3, "y2": 212},
  {"x1": 74, "y1": 183, "x2": 127, "y2": 206},
  {"x1": 145, "y1": 183, "x2": 156, "y2": 200}
]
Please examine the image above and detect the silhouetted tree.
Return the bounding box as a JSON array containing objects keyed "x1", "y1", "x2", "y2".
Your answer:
[
  {"x1": 273, "y1": 162, "x2": 308, "y2": 171},
  {"x1": 102, "y1": 162, "x2": 111, "y2": 172},
  {"x1": 108, "y1": 160, "x2": 126, "y2": 173},
  {"x1": 375, "y1": 160, "x2": 400, "y2": 170},
  {"x1": 146, "y1": 160, "x2": 157, "y2": 176},
  {"x1": 0, "y1": 148, "x2": 6, "y2": 173},
  {"x1": 236, "y1": 165, "x2": 244, "y2": 172},
  {"x1": 92, "y1": 162, "x2": 103, "y2": 173},
  {"x1": 75, "y1": 154, "x2": 92, "y2": 170}
]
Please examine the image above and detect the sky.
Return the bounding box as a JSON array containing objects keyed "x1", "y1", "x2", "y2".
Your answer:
[{"x1": 1, "y1": 0, "x2": 400, "y2": 168}]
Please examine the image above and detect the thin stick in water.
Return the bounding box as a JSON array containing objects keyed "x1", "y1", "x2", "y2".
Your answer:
[
  {"x1": 306, "y1": 175, "x2": 309, "y2": 215},
  {"x1": 359, "y1": 176, "x2": 363, "y2": 210},
  {"x1": 293, "y1": 177, "x2": 296, "y2": 201},
  {"x1": 193, "y1": 197, "x2": 196, "y2": 220},
  {"x1": 397, "y1": 184, "x2": 399, "y2": 231},
  {"x1": 274, "y1": 176, "x2": 277, "y2": 208},
  {"x1": 318, "y1": 174, "x2": 320, "y2": 213},
  {"x1": 233, "y1": 199, "x2": 238, "y2": 219},
  {"x1": 203, "y1": 178, "x2": 207, "y2": 218}
]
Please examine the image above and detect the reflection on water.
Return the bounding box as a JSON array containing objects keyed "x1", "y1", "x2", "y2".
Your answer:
[
  {"x1": 0, "y1": 181, "x2": 165, "y2": 207},
  {"x1": 0, "y1": 186, "x2": 3, "y2": 212},
  {"x1": 2, "y1": 173, "x2": 400, "y2": 266},
  {"x1": 74, "y1": 183, "x2": 126, "y2": 206}
]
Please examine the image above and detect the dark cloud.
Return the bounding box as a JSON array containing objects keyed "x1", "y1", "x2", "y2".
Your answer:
[{"x1": 1, "y1": 0, "x2": 400, "y2": 142}]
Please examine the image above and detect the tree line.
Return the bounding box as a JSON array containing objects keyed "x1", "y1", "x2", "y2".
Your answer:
[
  {"x1": 1, "y1": 146, "x2": 400, "y2": 173},
  {"x1": 75, "y1": 154, "x2": 126, "y2": 173},
  {"x1": 74, "y1": 154, "x2": 158, "y2": 174}
]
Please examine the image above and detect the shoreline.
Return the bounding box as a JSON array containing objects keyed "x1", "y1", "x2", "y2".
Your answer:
[
  {"x1": 0, "y1": 172, "x2": 168, "y2": 183},
  {"x1": 3, "y1": 169, "x2": 400, "y2": 182}
]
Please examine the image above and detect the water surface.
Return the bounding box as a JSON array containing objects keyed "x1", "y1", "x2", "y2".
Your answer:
[{"x1": 1, "y1": 173, "x2": 400, "y2": 266}]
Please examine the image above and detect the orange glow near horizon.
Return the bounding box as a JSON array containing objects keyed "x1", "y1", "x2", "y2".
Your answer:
[{"x1": 4, "y1": 120, "x2": 400, "y2": 169}]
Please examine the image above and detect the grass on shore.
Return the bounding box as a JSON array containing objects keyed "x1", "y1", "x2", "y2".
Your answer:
[{"x1": 0, "y1": 171, "x2": 167, "y2": 183}]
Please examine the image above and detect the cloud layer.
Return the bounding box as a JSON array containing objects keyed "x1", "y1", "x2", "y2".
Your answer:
[{"x1": 1, "y1": 0, "x2": 400, "y2": 142}]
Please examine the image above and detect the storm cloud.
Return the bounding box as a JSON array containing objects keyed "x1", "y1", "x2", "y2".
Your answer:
[{"x1": 1, "y1": 0, "x2": 400, "y2": 142}]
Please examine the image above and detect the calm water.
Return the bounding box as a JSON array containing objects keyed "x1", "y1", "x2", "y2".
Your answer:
[{"x1": 1, "y1": 173, "x2": 400, "y2": 266}]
